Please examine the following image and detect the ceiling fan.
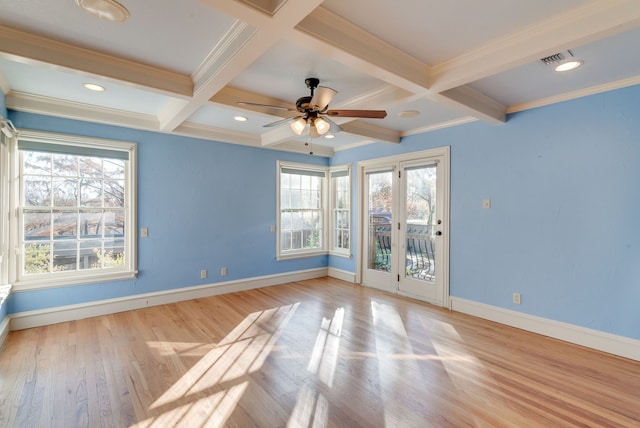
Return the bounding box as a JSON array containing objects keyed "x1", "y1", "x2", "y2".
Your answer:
[{"x1": 238, "y1": 78, "x2": 387, "y2": 138}]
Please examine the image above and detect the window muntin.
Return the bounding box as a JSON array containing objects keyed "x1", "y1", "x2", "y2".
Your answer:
[
  {"x1": 15, "y1": 131, "x2": 136, "y2": 289},
  {"x1": 330, "y1": 166, "x2": 351, "y2": 256}
]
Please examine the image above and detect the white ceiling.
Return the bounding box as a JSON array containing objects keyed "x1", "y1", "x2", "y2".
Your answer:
[{"x1": 1, "y1": 0, "x2": 639, "y2": 157}]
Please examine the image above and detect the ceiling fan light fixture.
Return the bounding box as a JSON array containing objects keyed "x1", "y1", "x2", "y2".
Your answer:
[
  {"x1": 313, "y1": 117, "x2": 330, "y2": 135},
  {"x1": 76, "y1": 0, "x2": 130, "y2": 22},
  {"x1": 290, "y1": 117, "x2": 307, "y2": 135}
]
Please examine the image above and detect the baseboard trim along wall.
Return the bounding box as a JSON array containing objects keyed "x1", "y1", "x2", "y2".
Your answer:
[
  {"x1": 8, "y1": 267, "x2": 329, "y2": 332},
  {"x1": 327, "y1": 267, "x2": 356, "y2": 283},
  {"x1": 451, "y1": 297, "x2": 640, "y2": 362}
]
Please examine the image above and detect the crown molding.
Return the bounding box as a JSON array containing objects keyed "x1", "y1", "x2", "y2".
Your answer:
[
  {"x1": 507, "y1": 75, "x2": 640, "y2": 114},
  {"x1": 6, "y1": 91, "x2": 159, "y2": 131}
]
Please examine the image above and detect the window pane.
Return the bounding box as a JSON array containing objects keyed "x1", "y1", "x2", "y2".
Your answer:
[
  {"x1": 52, "y1": 154, "x2": 78, "y2": 176},
  {"x1": 103, "y1": 159, "x2": 124, "y2": 179},
  {"x1": 80, "y1": 179, "x2": 102, "y2": 207},
  {"x1": 53, "y1": 211, "x2": 78, "y2": 239},
  {"x1": 24, "y1": 243, "x2": 51, "y2": 274},
  {"x1": 24, "y1": 177, "x2": 51, "y2": 206},
  {"x1": 23, "y1": 152, "x2": 51, "y2": 175},
  {"x1": 79, "y1": 239, "x2": 102, "y2": 270},
  {"x1": 104, "y1": 180, "x2": 125, "y2": 207},
  {"x1": 53, "y1": 240, "x2": 77, "y2": 271},
  {"x1": 79, "y1": 157, "x2": 103, "y2": 178},
  {"x1": 104, "y1": 210, "x2": 125, "y2": 237},
  {"x1": 53, "y1": 178, "x2": 78, "y2": 206},
  {"x1": 24, "y1": 211, "x2": 51, "y2": 240},
  {"x1": 79, "y1": 211, "x2": 103, "y2": 238}
]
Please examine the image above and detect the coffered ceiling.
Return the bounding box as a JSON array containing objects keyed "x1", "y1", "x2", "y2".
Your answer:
[{"x1": 1, "y1": 0, "x2": 639, "y2": 156}]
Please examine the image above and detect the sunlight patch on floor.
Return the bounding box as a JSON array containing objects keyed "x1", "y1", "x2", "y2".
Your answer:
[
  {"x1": 143, "y1": 303, "x2": 299, "y2": 424},
  {"x1": 307, "y1": 307, "x2": 344, "y2": 387},
  {"x1": 287, "y1": 385, "x2": 329, "y2": 428}
]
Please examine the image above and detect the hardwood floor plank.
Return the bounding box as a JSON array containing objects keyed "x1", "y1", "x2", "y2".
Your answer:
[{"x1": 1, "y1": 277, "x2": 639, "y2": 427}]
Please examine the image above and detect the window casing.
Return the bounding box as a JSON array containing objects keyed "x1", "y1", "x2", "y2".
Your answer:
[
  {"x1": 277, "y1": 162, "x2": 326, "y2": 259},
  {"x1": 329, "y1": 165, "x2": 351, "y2": 257},
  {"x1": 277, "y1": 161, "x2": 351, "y2": 260},
  {"x1": 11, "y1": 130, "x2": 137, "y2": 290}
]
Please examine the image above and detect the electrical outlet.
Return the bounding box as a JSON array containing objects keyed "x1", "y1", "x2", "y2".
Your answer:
[
  {"x1": 483, "y1": 199, "x2": 491, "y2": 209},
  {"x1": 141, "y1": 227, "x2": 149, "y2": 237},
  {"x1": 513, "y1": 292, "x2": 521, "y2": 304},
  {"x1": 221, "y1": 267, "x2": 227, "y2": 277},
  {"x1": 200, "y1": 269, "x2": 207, "y2": 279}
]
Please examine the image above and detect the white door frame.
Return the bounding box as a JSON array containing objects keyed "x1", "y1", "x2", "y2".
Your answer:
[{"x1": 355, "y1": 146, "x2": 450, "y2": 308}]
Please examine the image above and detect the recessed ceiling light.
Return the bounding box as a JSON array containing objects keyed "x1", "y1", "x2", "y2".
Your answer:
[
  {"x1": 76, "y1": 0, "x2": 130, "y2": 23},
  {"x1": 324, "y1": 134, "x2": 335, "y2": 139},
  {"x1": 83, "y1": 83, "x2": 105, "y2": 92},
  {"x1": 234, "y1": 116, "x2": 248, "y2": 122},
  {"x1": 554, "y1": 59, "x2": 583, "y2": 72},
  {"x1": 398, "y1": 110, "x2": 420, "y2": 118}
]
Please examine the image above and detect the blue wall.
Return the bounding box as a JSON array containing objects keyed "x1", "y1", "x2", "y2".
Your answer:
[
  {"x1": 331, "y1": 85, "x2": 640, "y2": 340},
  {"x1": 6, "y1": 112, "x2": 329, "y2": 314}
]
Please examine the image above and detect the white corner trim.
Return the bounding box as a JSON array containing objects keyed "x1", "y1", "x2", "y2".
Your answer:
[
  {"x1": 0, "y1": 316, "x2": 9, "y2": 350},
  {"x1": 328, "y1": 267, "x2": 356, "y2": 283},
  {"x1": 451, "y1": 297, "x2": 640, "y2": 362},
  {"x1": 9, "y1": 268, "x2": 328, "y2": 332}
]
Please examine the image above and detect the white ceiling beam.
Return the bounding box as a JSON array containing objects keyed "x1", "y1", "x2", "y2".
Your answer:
[
  {"x1": 292, "y1": 7, "x2": 507, "y2": 125},
  {"x1": 429, "y1": 0, "x2": 640, "y2": 93},
  {"x1": 434, "y1": 86, "x2": 506, "y2": 125},
  {"x1": 340, "y1": 121, "x2": 400, "y2": 144},
  {"x1": 0, "y1": 25, "x2": 193, "y2": 98},
  {"x1": 293, "y1": 7, "x2": 431, "y2": 95},
  {"x1": 157, "y1": 0, "x2": 325, "y2": 132}
]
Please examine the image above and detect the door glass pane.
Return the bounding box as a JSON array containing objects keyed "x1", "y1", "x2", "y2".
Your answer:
[
  {"x1": 405, "y1": 165, "x2": 436, "y2": 281},
  {"x1": 367, "y1": 171, "x2": 393, "y2": 271}
]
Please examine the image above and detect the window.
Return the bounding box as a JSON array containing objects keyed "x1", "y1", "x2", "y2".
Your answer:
[
  {"x1": 13, "y1": 130, "x2": 137, "y2": 289},
  {"x1": 330, "y1": 165, "x2": 351, "y2": 256},
  {"x1": 277, "y1": 162, "x2": 326, "y2": 259},
  {"x1": 277, "y1": 161, "x2": 351, "y2": 260}
]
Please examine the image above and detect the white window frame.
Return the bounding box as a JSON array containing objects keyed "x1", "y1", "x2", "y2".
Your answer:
[
  {"x1": 277, "y1": 161, "x2": 328, "y2": 260},
  {"x1": 0, "y1": 128, "x2": 11, "y2": 289},
  {"x1": 10, "y1": 130, "x2": 137, "y2": 291},
  {"x1": 329, "y1": 164, "x2": 352, "y2": 258}
]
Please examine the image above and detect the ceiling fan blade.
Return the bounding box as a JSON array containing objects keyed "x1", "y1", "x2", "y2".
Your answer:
[
  {"x1": 323, "y1": 116, "x2": 343, "y2": 133},
  {"x1": 263, "y1": 116, "x2": 301, "y2": 128},
  {"x1": 326, "y1": 109, "x2": 387, "y2": 118},
  {"x1": 238, "y1": 101, "x2": 296, "y2": 112},
  {"x1": 310, "y1": 86, "x2": 337, "y2": 111}
]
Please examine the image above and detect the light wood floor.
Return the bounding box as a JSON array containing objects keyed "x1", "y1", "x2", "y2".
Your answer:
[{"x1": 1, "y1": 278, "x2": 639, "y2": 427}]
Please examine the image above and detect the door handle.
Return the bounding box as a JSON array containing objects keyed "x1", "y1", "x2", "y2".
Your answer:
[{"x1": 435, "y1": 231, "x2": 442, "y2": 236}]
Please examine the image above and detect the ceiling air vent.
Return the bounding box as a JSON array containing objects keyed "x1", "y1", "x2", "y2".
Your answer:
[{"x1": 540, "y1": 52, "x2": 565, "y2": 65}]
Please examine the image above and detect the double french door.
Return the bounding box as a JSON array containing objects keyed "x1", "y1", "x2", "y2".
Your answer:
[{"x1": 360, "y1": 148, "x2": 449, "y2": 306}]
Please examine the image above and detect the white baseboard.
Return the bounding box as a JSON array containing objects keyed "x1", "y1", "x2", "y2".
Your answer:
[
  {"x1": 451, "y1": 297, "x2": 640, "y2": 362},
  {"x1": 9, "y1": 267, "x2": 328, "y2": 331},
  {"x1": 0, "y1": 316, "x2": 9, "y2": 350},
  {"x1": 328, "y1": 267, "x2": 356, "y2": 283}
]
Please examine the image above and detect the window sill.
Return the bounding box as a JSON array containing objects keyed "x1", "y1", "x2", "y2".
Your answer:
[
  {"x1": 277, "y1": 250, "x2": 327, "y2": 261},
  {"x1": 12, "y1": 270, "x2": 138, "y2": 292},
  {"x1": 329, "y1": 250, "x2": 352, "y2": 259}
]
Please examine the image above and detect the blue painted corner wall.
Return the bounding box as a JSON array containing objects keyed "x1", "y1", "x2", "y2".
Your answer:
[
  {"x1": 331, "y1": 84, "x2": 640, "y2": 340},
  {"x1": 6, "y1": 112, "x2": 329, "y2": 314}
]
